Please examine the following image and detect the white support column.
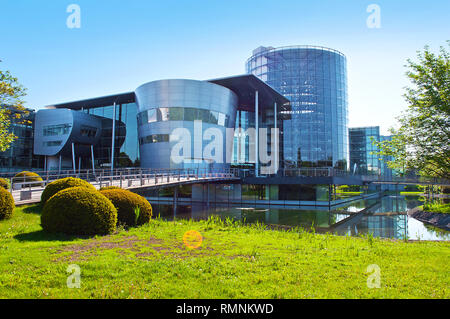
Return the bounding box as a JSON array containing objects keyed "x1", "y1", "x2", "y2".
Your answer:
[
  {"x1": 255, "y1": 90, "x2": 259, "y2": 177},
  {"x1": 274, "y1": 101, "x2": 278, "y2": 175},
  {"x1": 71, "y1": 143, "x2": 76, "y2": 174},
  {"x1": 111, "y1": 102, "x2": 116, "y2": 173},
  {"x1": 44, "y1": 156, "x2": 47, "y2": 172},
  {"x1": 91, "y1": 145, "x2": 95, "y2": 176},
  {"x1": 58, "y1": 155, "x2": 62, "y2": 174}
]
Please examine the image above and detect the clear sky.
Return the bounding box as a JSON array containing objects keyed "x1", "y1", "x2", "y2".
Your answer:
[{"x1": 0, "y1": 0, "x2": 448, "y2": 135}]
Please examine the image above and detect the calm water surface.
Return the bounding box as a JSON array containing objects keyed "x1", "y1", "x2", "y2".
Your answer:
[{"x1": 149, "y1": 196, "x2": 449, "y2": 241}]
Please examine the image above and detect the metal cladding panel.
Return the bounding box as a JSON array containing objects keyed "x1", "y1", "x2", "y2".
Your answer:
[
  {"x1": 34, "y1": 109, "x2": 74, "y2": 156},
  {"x1": 135, "y1": 79, "x2": 238, "y2": 169},
  {"x1": 34, "y1": 109, "x2": 103, "y2": 156}
]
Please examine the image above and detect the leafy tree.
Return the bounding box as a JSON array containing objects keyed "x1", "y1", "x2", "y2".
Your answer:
[
  {"x1": 117, "y1": 152, "x2": 133, "y2": 167},
  {"x1": 374, "y1": 42, "x2": 450, "y2": 179},
  {"x1": 0, "y1": 61, "x2": 28, "y2": 152}
]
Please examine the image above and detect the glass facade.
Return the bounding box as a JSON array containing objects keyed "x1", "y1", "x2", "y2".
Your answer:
[
  {"x1": 232, "y1": 110, "x2": 256, "y2": 165},
  {"x1": 232, "y1": 107, "x2": 281, "y2": 168},
  {"x1": 349, "y1": 126, "x2": 392, "y2": 176},
  {"x1": 43, "y1": 124, "x2": 72, "y2": 136},
  {"x1": 137, "y1": 107, "x2": 230, "y2": 127},
  {"x1": 349, "y1": 126, "x2": 379, "y2": 175},
  {"x1": 0, "y1": 108, "x2": 43, "y2": 171},
  {"x1": 246, "y1": 46, "x2": 349, "y2": 169},
  {"x1": 380, "y1": 135, "x2": 394, "y2": 179},
  {"x1": 82, "y1": 102, "x2": 139, "y2": 168},
  {"x1": 139, "y1": 134, "x2": 170, "y2": 145}
]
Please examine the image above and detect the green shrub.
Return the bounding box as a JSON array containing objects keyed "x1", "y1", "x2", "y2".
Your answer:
[
  {"x1": 41, "y1": 187, "x2": 117, "y2": 236},
  {"x1": 99, "y1": 186, "x2": 122, "y2": 191},
  {"x1": 337, "y1": 185, "x2": 361, "y2": 193},
  {"x1": 100, "y1": 188, "x2": 152, "y2": 227},
  {"x1": 0, "y1": 178, "x2": 10, "y2": 190},
  {"x1": 14, "y1": 171, "x2": 43, "y2": 188},
  {"x1": 0, "y1": 187, "x2": 15, "y2": 220},
  {"x1": 41, "y1": 177, "x2": 96, "y2": 205}
]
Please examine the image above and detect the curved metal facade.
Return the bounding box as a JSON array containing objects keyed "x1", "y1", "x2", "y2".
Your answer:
[
  {"x1": 34, "y1": 108, "x2": 126, "y2": 170},
  {"x1": 247, "y1": 45, "x2": 349, "y2": 169},
  {"x1": 34, "y1": 109, "x2": 103, "y2": 157},
  {"x1": 135, "y1": 79, "x2": 238, "y2": 169}
]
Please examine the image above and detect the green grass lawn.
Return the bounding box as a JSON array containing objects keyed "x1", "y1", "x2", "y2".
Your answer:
[
  {"x1": 335, "y1": 191, "x2": 363, "y2": 196},
  {"x1": 400, "y1": 191, "x2": 424, "y2": 196},
  {"x1": 0, "y1": 205, "x2": 449, "y2": 299}
]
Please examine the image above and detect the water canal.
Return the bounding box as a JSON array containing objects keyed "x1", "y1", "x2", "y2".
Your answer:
[{"x1": 148, "y1": 195, "x2": 450, "y2": 241}]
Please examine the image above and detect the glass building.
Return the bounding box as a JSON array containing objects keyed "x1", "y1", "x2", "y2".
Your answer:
[
  {"x1": 43, "y1": 93, "x2": 139, "y2": 170},
  {"x1": 349, "y1": 126, "x2": 394, "y2": 178},
  {"x1": 84, "y1": 102, "x2": 139, "y2": 167},
  {"x1": 135, "y1": 79, "x2": 238, "y2": 170},
  {"x1": 246, "y1": 45, "x2": 349, "y2": 169},
  {"x1": 37, "y1": 75, "x2": 288, "y2": 172},
  {"x1": 0, "y1": 106, "x2": 43, "y2": 172},
  {"x1": 349, "y1": 126, "x2": 381, "y2": 175},
  {"x1": 379, "y1": 135, "x2": 395, "y2": 179}
]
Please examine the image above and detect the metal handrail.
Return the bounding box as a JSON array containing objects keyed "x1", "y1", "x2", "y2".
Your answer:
[
  {"x1": 5, "y1": 167, "x2": 449, "y2": 190},
  {"x1": 7, "y1": 168, "x2": 240, "y2": 192}
]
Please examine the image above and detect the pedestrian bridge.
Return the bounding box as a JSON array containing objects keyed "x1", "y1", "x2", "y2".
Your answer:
[
  {"x1": 5, "y1": 167, "x2": 449, "y2": 206},
  {"x1": 7, "y1": 168, "x2": 239, "y2": 206}
]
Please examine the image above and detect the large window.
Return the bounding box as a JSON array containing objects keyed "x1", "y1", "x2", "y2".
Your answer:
[
  {"x1": 43, "y1": 124, "x2": 71, "y2": 136},
  {"x1": 139, "y1": 134, "x2": 170, "y2": 145},
  {"x1": 137, "y1": 107, "x2": 229, "y2": 127},
  {"x1": 43, "y1": 140, "x2": 62, "y2": 147},
  {"x1": 80, "y1": 125, "x2": 98, "y2": 138},
  {"x1": 82, "y1": 102, "x2": 140, "y2": 167}
]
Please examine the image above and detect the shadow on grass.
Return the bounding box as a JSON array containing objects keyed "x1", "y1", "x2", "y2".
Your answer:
[
  {"x1": 14, "y1": 230, "x2": 89, "y2": 243},
  {"x1": 20, "y1": 205, "x2": 42, "y2": 215}
]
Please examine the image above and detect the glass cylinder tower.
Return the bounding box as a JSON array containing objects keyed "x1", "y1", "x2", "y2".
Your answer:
[{"x1": 246, "y1": 45, "x2": 349, "y2": 169}]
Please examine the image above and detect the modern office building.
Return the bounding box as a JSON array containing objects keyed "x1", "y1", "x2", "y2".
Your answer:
[
  {"x1": 34, "y1": 108, "x2": 126, "y2": 171},
  {"x1": 379, "y1": 135, "x2": 395, "y2": 179},
  {"x1": 34, "y1": 75, "x2": 289, "y2": 173},
  {"x1": 35, "y1": 92, "x2": 137, "y2": 171},
  {"x1": 246, "y1": 45, "x2": 349, "y2": 169},
  {"x1": 349, "y1": 126, "x2": 394, "y2": 178},
  {"x1": 0, "y1": 106, "x2": 43, "y2": 172}
]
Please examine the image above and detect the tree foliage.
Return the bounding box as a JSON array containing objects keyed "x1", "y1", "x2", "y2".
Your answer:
[
  {"x1": 374, "y1": 42, "x2": 450, "y2": 179},
  {"x1": 0, "y1": 61, "x2": 28, "y2": 152}
]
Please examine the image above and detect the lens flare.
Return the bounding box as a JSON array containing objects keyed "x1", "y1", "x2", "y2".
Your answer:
[{"x1": 183, "y1": 230, "x2": 203, "y2": 249}]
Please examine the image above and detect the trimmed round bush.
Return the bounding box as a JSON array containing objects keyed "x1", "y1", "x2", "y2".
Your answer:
[
  {"x1": 0, "y1": 178, "x2": 10, "y2": 190},
  {"x1": 0, "y1": 187, "x2": 15, "y2": 220},
  {"x1": 100, "y1": 188, "x2": 152, "y2": 227},
  {"x1": 41, "y1": 187, "x2": 117, "y2": 236},
  {"x1": 14, "y1": 171, "x2": 43, "y2": 188},
  {"x1": 41, "y1": 177, "x2": 96, "y2": 205}
]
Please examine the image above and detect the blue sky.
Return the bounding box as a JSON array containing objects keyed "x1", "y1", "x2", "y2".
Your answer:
[{"x1": 0, "y1": 0, "x2": 449, "y2": 134}]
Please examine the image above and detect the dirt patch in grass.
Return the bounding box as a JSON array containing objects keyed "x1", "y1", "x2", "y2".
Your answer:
[
  {"x1": 51, "y1": 235, "x2": 220, "y2": 262},
  {"x1": 52, "y1": 235, "x2": 164, "y2": 262}
]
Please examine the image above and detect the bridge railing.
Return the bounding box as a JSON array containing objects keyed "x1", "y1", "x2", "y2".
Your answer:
[
  {"x1": 362, "y1": 174, "x2": 450, "y2": 185},
  {"x1": 5, "y1": 167, "x2": 240, "y2": 192},
  {"x1": 239, "y1": 168, "x2": 349, "y2": 178},
  {"x1": 4, "y1": 167, "x2": 448, "y2": 191}
]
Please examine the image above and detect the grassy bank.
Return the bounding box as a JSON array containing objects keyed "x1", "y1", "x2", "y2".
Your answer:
[
  {"x1": 400, "y1": 191, "x2": 424, "y2": 196},
  {"x1": 422, "y1": 202, "x2": 450, "y2": 214},
  {"x1": 0, "y1": 205, "x2": 449, "y2": 299}
]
